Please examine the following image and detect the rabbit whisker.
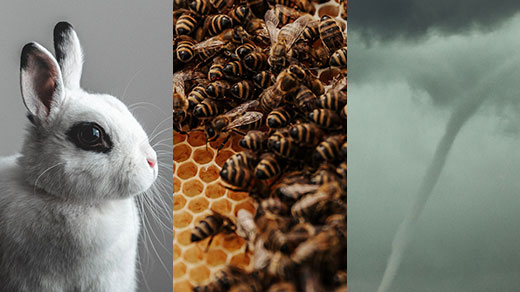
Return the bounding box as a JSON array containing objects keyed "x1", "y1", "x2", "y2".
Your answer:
[{"x1": 32, "y1": 162, "x2": 65, "y2": 197}]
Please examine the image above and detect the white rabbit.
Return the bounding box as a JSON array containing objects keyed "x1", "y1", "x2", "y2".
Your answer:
[{"x1": 0, "y1": 22, "x2": 158, "y2": 291}]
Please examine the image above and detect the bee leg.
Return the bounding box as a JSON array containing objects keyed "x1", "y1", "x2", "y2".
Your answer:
[
  {"x1": 205, "y1": 234, "x2": 216, "y2": 252},
  {"x1": 231, "y1": 129, "x2": 246, "y2": 136},
  {"x1": 217, "y1": 134, "x2": 231, "y2": 153}
]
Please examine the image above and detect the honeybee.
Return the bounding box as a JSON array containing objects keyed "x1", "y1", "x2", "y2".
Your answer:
[
  {"x1": 308, "y1": 74, "x2": 326, "y2": 96},
  {"x1": 235, "y1": 43, "x2": 257, "y2": 59},
  {"x1": 172, "y1": 69, "x2": 194, "y2": 134},
  {"x1": 289, "y1": 123, "x2": 323, "y2": 146},
  {"x1": 220, "y1": 160, "x2": 255, "y2": 190},
  {"x1": 175, "y1": 35, "x2": 196, "y2": 63},
  {"x1": 268, "y1": 136, "x2": 298, "y2": 158},
  {"x1": 223, "y1": 60, "x2": 245, "y2": 77},
  {"x1": 189, "y1": 0, "x2": 212, "y2": 14},
  {"x1": 239, "y1": 130, "x2": 267, "y2": 152},
  {"x1": 319, "y1": 15, "x2": 345, "y2": 53},
  {"x1": 290, "y1": 228, "x2": 338, "y2": 265},
  {"x1": 204, "y1": 100, "x2": 263, "y2": 144},
  {"x1": 193, "y1": 266, "x2": 247, "y2": 292},
  {"x1": 192, "y1": 35, "x2": 227, "y2": 62},
  {"x1": 315, "y1": 134, "x2": 346, "y2": 161},
  {"x1": 243, "y1": 52, "x2": 268, "y2": 72},
  {"x1": 255, "y1": 153, "x2": 282, "y2": 179},
  {"x1": 256, "y1": 213, "x2": 292, "y2": 253},
  {"x1": 267, "y1": 127, "x2": 291, "y2": 145},
  {"x1": 265, "y1": 7, "x2": 312, "y2": 72},
  {"x1": 191, "y1": 212, "x2": 235, "y2": 249},
  {"x1": 291, "y1": 184, "x2": 346, "y2": 224},
  {"x1": 330, "y1": 47, "x2": 347, "y2": 68},
  {"x1": 193, "y1": 98, "x2": 224, "y2": 118},
  {"x1": 259, "y1": 85, "x2": 283, "y2": 112},
  {"x1": 192, "y1": 27, "x2": 251, "y2": 62},
  {"x1": 274, "y1": 180, "x2": 319, "y2": 202},
  {"x1": 295, "y1": 0, "x2": 315, "y2": 14},
  {"x1": 260, "y1": 197, "x2": 288, "y2": 216},
  {"x1": 223, "y1": 152, "x2": 258, "y2": 170},
  {"x1": 281, "y1": 222, "x2": 316, "y2": 254},
  {"x1": 231, "y1": 80, "x2": 256, "y2": 100},
  {"x1": 206, "y1": 80, "x2": 231, "y2": 99},
  {"x1": 302, "y1": 20, "x2": 319, "y2": 41},
  {"x1": 309, "y1": 108, "x2": 343, "y2": 129},
  {"x1": 246, "y1": 18, "x2": 270, "y2": 45},
  {"x1": 187, "y1": 84, "x2": 209, "y2": 108},
  {"x1": 267, "y1": 252, "x2": 295, "y2": 279},
  {"x1": 236, "y1": 209, "x2": 257, "y2": 246},
  {"x1": 208, "y1": 62, "x2": 226, "y2": 81},
  {"x1": 294, "y1": 86, "x2": 317, "y2": 112},
  {"x1": 175, "y1": 13, "x2": 198, "y2": 36},
  {"x1": 311, "y1": 164, "x2": 340, "y2": 185},
  {"x1": 275, "y1": 64, "x2": 308, "y2": 95},
  {"x1": 273, "y1": 4, "x2": 308, "y2": 25},
  {"x1": 228, "y1": 5, "x2": 251, "y2": 25},
  {"x1": 205, "y1": 14, "x2": 233, "y2": 36},
  {"x1": 266, "y1": 106, "x2": 294, "y2": 129},
  {"x1": 318, "y1": 77, "x2": 347, "y2": 110},
  {"x1": 253, "y1": 71, "x2": 275, "y2": 89}
]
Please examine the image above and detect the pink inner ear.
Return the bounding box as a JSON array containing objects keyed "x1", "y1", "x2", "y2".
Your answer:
[{"x1": 30, "y1": 55, "x2": 58, "y2": 114}]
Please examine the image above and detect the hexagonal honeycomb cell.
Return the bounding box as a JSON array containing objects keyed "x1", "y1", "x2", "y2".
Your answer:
[{"x1": 173, "y1": 131, "x2": 253, "y2": 291}]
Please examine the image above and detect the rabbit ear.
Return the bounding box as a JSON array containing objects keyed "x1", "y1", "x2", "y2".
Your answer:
[
  {"x1": 20, "y1": 42, "x2": 64, "y2": 119},
  {"x1": 53, "y1": 22, "x2": 83, "y2": 90}
]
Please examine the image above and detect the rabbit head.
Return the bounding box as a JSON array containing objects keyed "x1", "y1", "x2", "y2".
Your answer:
[{"x1": 17, "y1": 22, "x2": 158, "y2": 202}]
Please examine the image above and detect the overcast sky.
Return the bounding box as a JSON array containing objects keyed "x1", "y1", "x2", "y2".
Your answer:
[{"x1": 349, "y1": 1, "x2": 520, "y2": 291}]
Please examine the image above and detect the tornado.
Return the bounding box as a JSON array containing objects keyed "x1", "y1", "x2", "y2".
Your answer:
[{"x1": 377, "y1": 58, "x2": 520, "y2": 292}]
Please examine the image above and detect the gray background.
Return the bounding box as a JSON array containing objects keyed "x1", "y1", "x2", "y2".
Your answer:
[
  {"x1": 0, "y1": 1, "x2": 173, "y2": 291},
  {"x1": 349, "y1": 1, "x2": 520, "y2": 291}
]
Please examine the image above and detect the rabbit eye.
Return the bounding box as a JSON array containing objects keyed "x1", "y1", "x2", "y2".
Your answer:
[{"x1": 67, "y1": 122, "x2": 113, "y2": 153}]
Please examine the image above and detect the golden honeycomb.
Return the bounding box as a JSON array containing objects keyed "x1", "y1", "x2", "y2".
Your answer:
[{"x1": 173, "y1": 131, "x2": 255, "y2": 291}]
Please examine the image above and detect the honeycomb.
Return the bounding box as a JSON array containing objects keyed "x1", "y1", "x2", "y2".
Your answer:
[{"x1": 173, "y1": 131, "x2": 255, "y2": 291}]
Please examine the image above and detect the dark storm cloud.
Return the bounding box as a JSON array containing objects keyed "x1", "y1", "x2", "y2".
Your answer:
[
  {"x1": 350, "y1": 15, "x2": 520, "y2": 112},
  {"x1": 352, "y1": 0, "x2": 520, "y2": 41}
]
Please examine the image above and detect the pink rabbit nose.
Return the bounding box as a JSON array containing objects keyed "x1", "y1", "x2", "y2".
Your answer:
[{"x1": 147, "y1": 158, "x2": 156, "y2": 168}]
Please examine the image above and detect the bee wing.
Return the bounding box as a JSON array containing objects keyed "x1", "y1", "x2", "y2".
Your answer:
[
  {"x1": 264, "y1": 9, "x2": 280, "y2": 42},
  {"x1": 274, "y1": 4, "x2": 304, "y2": 19},
  {"x1": 283, "y1": 183, "x2": 320, "y2": 196},
  {"x1": 173, "y1": 70, "x2": 190, "y2": 96},
  {"x1": 279, "y1": 14, "x2": 312, "y2": 49},
  {"x1": 224, "y1": 111, "x2": 263, "y2": 130},
  {"x1": 192, "y1": 36, "x2": 227, "y2": 52},
  {"x1": 224, "y1": 100, "x2": 260, "y2": 116}
]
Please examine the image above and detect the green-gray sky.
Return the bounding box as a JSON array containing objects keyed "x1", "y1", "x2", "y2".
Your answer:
[{"x1": 349, "y1": 3, "x2": 520, "y2": 291}]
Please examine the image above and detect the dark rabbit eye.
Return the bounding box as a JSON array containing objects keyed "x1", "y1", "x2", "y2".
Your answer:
[{"x1": 67, "y1": 122, "x2": 113, "y2": 153}]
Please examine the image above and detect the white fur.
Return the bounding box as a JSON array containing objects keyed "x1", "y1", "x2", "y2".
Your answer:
[{"x1": 0, "y1": 23, "x2": 156, "y2": 291}]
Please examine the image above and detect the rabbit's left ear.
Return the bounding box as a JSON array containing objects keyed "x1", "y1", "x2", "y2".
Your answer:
[
  {"x1": 54, "y1": 22, "x2": 83, "y2": 90},
  {"x1": 20, "y1": 42, "x2": 64, "y2": 119}
]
